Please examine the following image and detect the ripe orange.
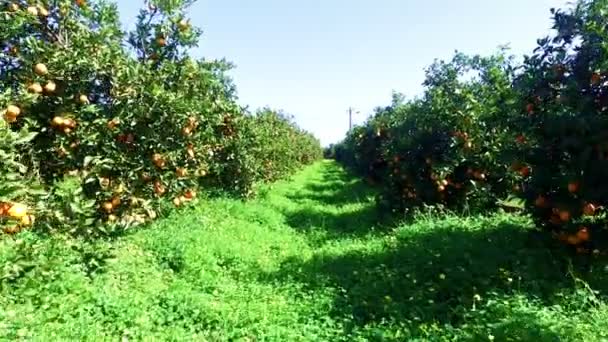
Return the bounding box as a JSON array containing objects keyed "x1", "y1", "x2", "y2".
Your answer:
[
  {"x1": 6, "y1": 105, "x2": 21, "y2": 117},
  {"x1": 63, "y1": 118, "x2": 76, "y2": 129},
  {"x1": 576, "y1": 227, "x2": 590, "y2": 242},
  {"x1": 102, "y1": 202, "x2": 113, "y2": 213},
  {"x1": 51, "y1": 116, "x2": 65, "y2": 127},
  {"x1": 515, "y1": 134, "x2": 526, "y2": 144},
  {"x1": 567, "y1": 181, "x2": 580, "y2": 193},
  {"x1": 186, "y1": 147, "x2": 195, "y2": 159},
  {"x1": 583, "y1": 203, "x2": 597, "y2": 216},
  {"x1": 107, "y1": 118, "x2": 119, "y2": 129},
  {"x1": 75, "y1": 0, "x2": 86, "y2": 7},
  {"x1": 184, "y1": 190, "x2": 197, "y2": 200},
  {"x1": 8, "y1": 3, "x2": 19, "y2": 12},
  {"x1": 559, "y1": 210, "x2": 571, "y2": 222},
  {"x1": 526, "y1": 103, "x2": 534, "y2": 114},
  {"x1": 549, "y1": 214, "x2": 562, "y2": 226},
  {"x1": 7, "y1": 203, "x2": 28, "y2": 219},
  {"x1": 566, "y1": 235, "x2": 581, "y2": 245},
  {"x1": 111, "y1": 197, "x2": 121, "y2": 207},
  {"x1": 34, "y1": 63, "x2": 48, "y2": 76},
  {"x1": 44, "y1": 81, "x2": 57, "y2": 94},
  {"x1": 154, "y1": 181, "x2": 166, "y2": 196},
  {"x1": 438, "y1": 185, "x2": 446, "y2": 192},
  {"x1": 182, "y1": 126, "x2": 192, "y2": 136},
  {"x1": 156, "y1": 37, "x2": 167, "y2": 47},
  {"x1": 519, "y1": 166, "x2": 530, "y2": 178},
  {"x1": 27, "y1": 83, "x2": 43, "y2": 94},
  {"x1": 176, "y1": 168, "x2": 187, "y2": 177},
  {"x1": 37, "y1": 5, "x2": 49, "y2": 17},
  {"x1": 26, "y1": 6, "x2": 39, "y2": 16},
  {"x1": 535, "y1": 195, "x2": 547, "y2": 208},
  {"x1": 107, "y1": 214, "x2": 118, "y2": 222},
  {"x1": 78, "y1": 94, "x2": 89, "y2": 104},
  {"x1": 173, "y1": 197, "x2": 181, "y2": 207}
]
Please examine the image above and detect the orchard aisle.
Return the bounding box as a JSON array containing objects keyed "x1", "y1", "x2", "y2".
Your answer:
[{"x1": 1, "y1": 161, "x2": 606, "y2": 341}]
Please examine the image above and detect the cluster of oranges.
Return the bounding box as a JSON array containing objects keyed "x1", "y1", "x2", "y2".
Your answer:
[{"x1": 0, "y1": 202, "x2": 34, "y2": 234}]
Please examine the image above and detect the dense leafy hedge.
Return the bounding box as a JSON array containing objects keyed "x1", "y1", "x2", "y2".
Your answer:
[
  {"x1": 336, "y1": 53, "x2": 519, "y2": 214},
  {"x1": 0, "y1": 0, "x2": 321, "y2": 237},
  {"x1": 334, "y1": 0, "x2": 608, "y2": 251}
]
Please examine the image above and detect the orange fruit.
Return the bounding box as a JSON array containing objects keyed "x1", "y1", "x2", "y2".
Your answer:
[
  {"x1": 6, "y1": 105, "x2": 20, "y2": 117},
  {"x1": 101, "y1": 202, "x2": 113, "y2": 213},
  {"x1": 27, "y1": 83, "x2": 43, "y2": 94},
  {"x1": 519, "y1": 166, "x2": 530, "y2": 178},
  {"x1": 184, "y1": 190, "x2": 197, "y2": 200},
  {"x1": 78, "y1": 94, "x2": 89, "y2": 104},
  {"x1": 7, "y1": 203, "x2": 28, "y2": 219},
  {"x1": 26, "y1": 6, "x2": 39, "y2": 16},
  {"x1": 44, "y1": 81, "x2": 57, "y2": 94},
  {"x1": 173, "y1": 197, "x2": 182, "y2": 207},
  {"x1": 535, "y1": 195, "x2": 548, "y2": 208},
  {"x1": 526, "y1": 103, "x2": 534, "y2": 114},
  {"x1": 63, "y1": 118, "x2": 76, "y2": 129},
  {"x1": 107, "y1": 118, "x2": 119, "y2": 129},
  {"x1": 559, "y1": 210, "x2": 571, "y2": 222},
  {"x1": 37, "y1": 5, "x2": 49, "y2": 17},
  {"x1": 75, "y1": 0, "x2": 86, "y2": 7},
  {"x1": 567, "y1": 181, "x2": 580, "y2": 193},
  {"x1": 156, "y1": 37, "x2": 167, "y2": 47},
  {"x1": 576, "y1": 227, "x2": 590, "y2": 242},
  {"x1": 34, "y1": 63, "x2": 48, "y2": 76},
  {"x1": 437, "y1": 185, "x2": 446, "y2": 192},
  {"x1": 583, "y1": 203, "x2": 597, "y2": 216},
  {"x1": 176, "y1": 168, "x2": 187, "y2": 178},
  {"x1": 111, "y1": 197, "x2": 121, "y2": 207},
  {"x1": 566, "y1": 235, "x2": 581, "y2": 245},
  {"x1": 51, "y1": 116, "x2": 65, "y2": 127},
  {"x1": 515, "y1": 135, "x2": 526, "y2": 144},
  {"x1": 549, "y1": 214, "x2": 562, "y2": 225},
  {"x1": 186, "y1": 147, "x2": 195, "y2": 159},
  {"x1": 8, "y1": 3, "x2": 19, "y2": 12},
  {"x1": 182, "y1": 126, "x2": 192, "y2": 136}
]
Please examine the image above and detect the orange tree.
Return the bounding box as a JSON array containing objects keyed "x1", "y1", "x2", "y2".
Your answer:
[
  {"x1": 0, "y1": 0, "x2": 321, "y2": 236},
  {"x1": 0, "y1": 117, "x2": 43, "y2": 235},
  {"x1": 212, "y1": 108, "x2": 322, "y2": 196},
  {"x1": 336, "y1": 52, "x2": 520, "y2": 214},
  {"x1": 513, "y1": 0, "x2": 608, "y2": 252}
]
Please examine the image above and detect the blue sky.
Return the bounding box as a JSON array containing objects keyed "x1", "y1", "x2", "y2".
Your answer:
[{"x1": 116, "y1": 0, "x2": 571, "y2": 146}]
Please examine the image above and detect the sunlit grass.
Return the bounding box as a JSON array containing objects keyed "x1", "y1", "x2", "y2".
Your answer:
[{"x1": 1, "y1": 161, "x2": 607, "y2": 340}]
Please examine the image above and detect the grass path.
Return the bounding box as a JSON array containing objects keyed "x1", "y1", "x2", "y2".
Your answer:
[{"x1": 1, "y1": 161, "x2": 608, "y2": 341}]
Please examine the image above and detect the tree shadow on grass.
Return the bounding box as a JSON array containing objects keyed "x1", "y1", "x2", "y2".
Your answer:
[
  {"x1": 262, "y1": 217, "x2": 606, "y2": 339},
  {"x1": 286, "y1": 162, "x2": 377, "y2": 208}
]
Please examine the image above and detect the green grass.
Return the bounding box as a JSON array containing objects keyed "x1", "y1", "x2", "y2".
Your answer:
[{"x1": 2, "y1": 160, "x2": 608, "y2": 341}]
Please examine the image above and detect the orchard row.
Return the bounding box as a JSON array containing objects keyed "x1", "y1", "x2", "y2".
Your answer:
[
  {"x1": 0, "y1": 0, "x2": 322, "y2": 237},
  {"x1": 330, "y1": 0, "x2": 608, "y2": 253}
]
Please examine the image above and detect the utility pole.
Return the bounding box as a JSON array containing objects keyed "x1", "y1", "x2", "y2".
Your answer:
[{"x1": 348, "y1": 107, "x2": 359, "y2": 131}]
